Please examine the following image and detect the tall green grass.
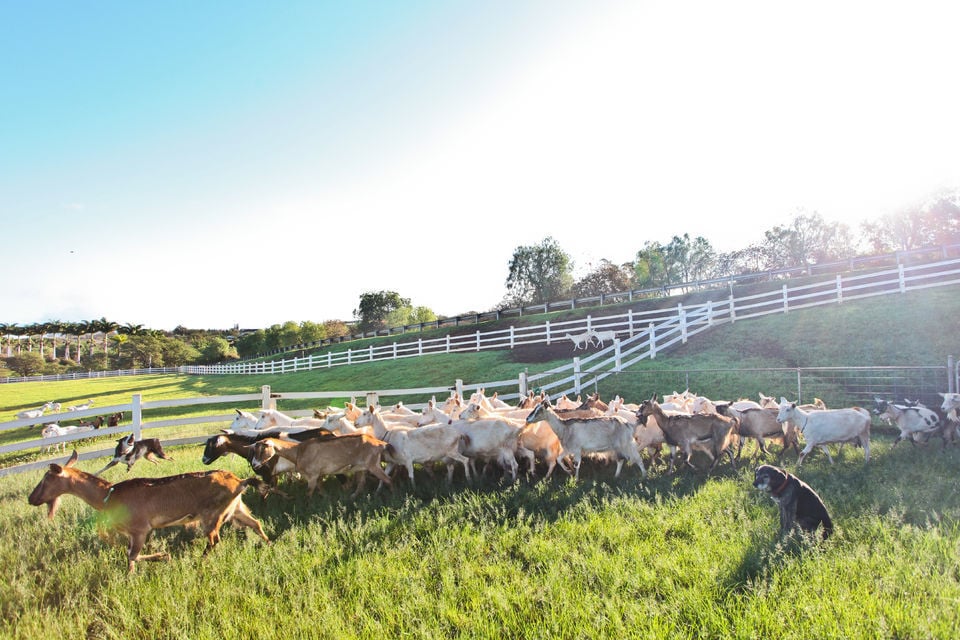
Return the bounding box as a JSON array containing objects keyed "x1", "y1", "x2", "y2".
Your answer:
[{"x1": 3, "y1": 438, "x2": 959, "y2": 638}]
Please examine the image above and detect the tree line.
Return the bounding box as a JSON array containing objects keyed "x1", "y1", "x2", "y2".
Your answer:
[{"x1": 2, "y1": 190, "x2": 958, "y2": 375}]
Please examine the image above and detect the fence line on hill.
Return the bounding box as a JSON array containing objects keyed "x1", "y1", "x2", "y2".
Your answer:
[
  {"x1": 239, "y1": 242, "x2": 960, "y2": 359},
  {"x1": 182, "y1": 255, "x2": 960, "y2": 384}
]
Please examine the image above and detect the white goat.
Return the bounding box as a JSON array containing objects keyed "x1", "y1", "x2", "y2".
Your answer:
[
  {"x1": 40, "y1": 423, "x2": 95, "y2": 453},
  {"x1": 17, "y1": 406, "x2": 46, "y2": 421},
  {"x1": 589, "y1": 329, "x2": 618, "y2": 348},
  {"x1": 565, "y1": 331, "x2": 593, "y2": 350},
  {"x1": 776, "y1": 397, "x2": 871, "y2": 466}
]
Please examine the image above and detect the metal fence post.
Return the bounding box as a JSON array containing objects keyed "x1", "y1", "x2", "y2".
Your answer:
[{"x1": 949, "y1": 355, "x2": 956, "y2": 394}]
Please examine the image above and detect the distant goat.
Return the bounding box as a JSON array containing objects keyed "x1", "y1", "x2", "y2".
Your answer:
[
  {"x1": 565, "y1": 331, "x2": 593, "y2": 350},
  {"x1": 589, "y1": 329, "x2": 618, "y2": 348}
]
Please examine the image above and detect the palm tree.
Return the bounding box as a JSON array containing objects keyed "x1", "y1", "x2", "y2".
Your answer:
[
  {"x1": 0, "y1": 323, "x2": 9, "y2": 357},
  {"x1": 74, "y1": 320, "x2": 93, "y2": 361},
  {"x1": 94, "y1": 318, "x2": 119, "y2": 369},
  {"x1": 47, "y1": 319, "x2": 64, "y2": 360}
]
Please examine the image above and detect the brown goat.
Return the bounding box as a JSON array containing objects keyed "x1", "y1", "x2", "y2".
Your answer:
[
  {"x1": 28, "y1": 450, "x2": 269, "y2": 573},
  {"x1": 250, "y1": 433, "x2": 392, "y2": 497},
  {"x1": 637, "y1": 398, "x2": 737, "y2": 474},
  {"x1": 716, "y1": 405, "x2": 800, "y2": 462}
]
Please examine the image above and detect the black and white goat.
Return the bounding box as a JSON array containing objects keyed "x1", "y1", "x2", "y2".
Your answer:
[{"x1": 872, "y1": 397, "x2": 941, "y2": 446}]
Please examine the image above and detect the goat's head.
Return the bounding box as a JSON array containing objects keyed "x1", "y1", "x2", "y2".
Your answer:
[{"x1": 28, "y1": 450, "x2": 80, "y2": 519}]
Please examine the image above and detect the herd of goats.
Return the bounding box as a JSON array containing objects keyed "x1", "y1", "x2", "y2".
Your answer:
[{"x1": 25, "y1": 388, "x2": 960, "y2": 572}]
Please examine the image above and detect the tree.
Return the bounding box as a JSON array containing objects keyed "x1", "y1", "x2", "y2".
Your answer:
[
  {"x1": 5, "y1": 352, "x2": 45, "y2": 377},
  {"x1": 572, "y1": 260, "x2": 634, "y2": 298},
  {"x1": 503, "y1": 236, "x2": 573, "y2": 307},
  {"x1": 861, "y1": 191, "x2": 960, "y2": 253},
  {"x1": 354, "y1": 291, "x2": 411, "y2": 333},
  {"x1": 124, "y1": 334, "x2": 166, "y2": 368},
  {"x1": 762, "y1": 211, "x2": 855, "y2": 271},
  {"x1": 323, "y1": 320, "x2": 351, "y2": 341},
  {"x1": 162, "y1": 337, "x2": 200, "y2": 367},
  {"x1": 198, "y1": 336, "x2": 238, "y2": 364},
  {"x1": 235, "y1": 329, "x2": 267, "y2": 357},
  {"x1": 633, "y1": 242, "x2": 669, "y2": 290},
  {"x1": 299, "y1": 321, "x2": 325, "y2": 345},
  {"x1": 385, "y1": 305, "x2": 437, "y2": 329}
]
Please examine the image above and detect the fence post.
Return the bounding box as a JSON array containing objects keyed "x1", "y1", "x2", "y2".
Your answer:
[
  {"x1": 365, "y1": 392, "x2": 379, "y2": 408},
  {"x1": 574, "y1": 357, "x2": 582, "y2": 395},
  {"x1": 836, "y1": 274, "x2": 843, "y2": 304},
  {"x1": 132, "y1": 394, "x2": 142, "y2": 440},
  {"x1": 614, "y1": 339, "x2": 622, "y2": 372},
  {"x1": 707, "y1": 300, "x2": 713, "y2": 326},
  {"x1": 949, "y1": 355, "x2": 956, "y2": 394},
  {"x1": 348, "y1": 349, "x2": 352, "y2": 365},
  {"x1": 782, "y1": 284, "x2": 789, "y2": 313},
  {"x1": 519, "y1": 371, "x2": 528, "y2": 398},
  {"x1": 587, "y1": 315, "x2": 593, "y2": 332},
  {"x1": 729, "y1": 293, "x2": 736, "y2": 323},
  {"x1": 546, "y1": 321, "x2": 551, "y2": 345},
  {"x1": 649, "y1": 323, "x2": 657, "y2": 359},
  {"x1": 628, "y1": 310, "x2": 634, "y2": 337},
  {"x1": 679, "y1": 304, "x2": 687, "y2": 344},
  {"x1": 369, "y1": 345, "x2": 374, "y2": 361},
  {"x1": 393, "y1": 343, "x2": 398, "y2": 359},
  {"x1": 418, "y1": 339, "x2": 423, "y2": 356},
  {"x1": 327, "y1": 352, "x2": 332, "y2": 368},
  {"x1": 455, "y1": 379, "x2": 464, "y2": 400},
  {"x1": 796, "y1": 369, "x2": 803, "y2": 404},
  {"x1": 899, "y1": 264, "x2": 906, "y2": 293},
  {"x1": 446, "y1": 335, "x2": 451, "y2": 353},
  {"x1": 476, "y1": 330, "x2": 481, "y2": 351},
  {"x1": 261, "y1": 385, "x2": 274, "y2": 410},
  {"x1": 510, "y1": 326, "x2": 515, "y2": 349}
]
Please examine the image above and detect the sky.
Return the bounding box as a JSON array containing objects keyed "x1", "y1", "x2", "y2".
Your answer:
[{"x1": 2, "y1": 1, "x2": 959, "y2": 331}]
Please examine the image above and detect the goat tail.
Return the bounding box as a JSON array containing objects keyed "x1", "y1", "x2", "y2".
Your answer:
[
  {"x1": 241, "y1": 476, "x2": 269, "y2": 494},
  {"x1": 821, "y1": 513, "x2": 835, "y2": 540}
]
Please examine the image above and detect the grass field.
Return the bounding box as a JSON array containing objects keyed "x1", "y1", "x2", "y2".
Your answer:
[{"x1": 2, "y1": 287, "x2": 959, "y2": 638}]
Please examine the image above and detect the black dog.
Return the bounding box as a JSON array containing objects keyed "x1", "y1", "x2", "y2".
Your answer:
[{"x1": 753, "y1": 464, "x2": 833, "y2": 540}]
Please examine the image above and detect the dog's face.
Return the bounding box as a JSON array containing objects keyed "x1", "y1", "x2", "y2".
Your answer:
[{"x1": 753, "y1": 464, "x2": 786, "y2": 493}]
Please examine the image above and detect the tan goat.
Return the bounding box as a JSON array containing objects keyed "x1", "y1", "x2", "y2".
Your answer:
[{"x1": 28, "y1": 450, "x2": 270, "y2": 573}]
